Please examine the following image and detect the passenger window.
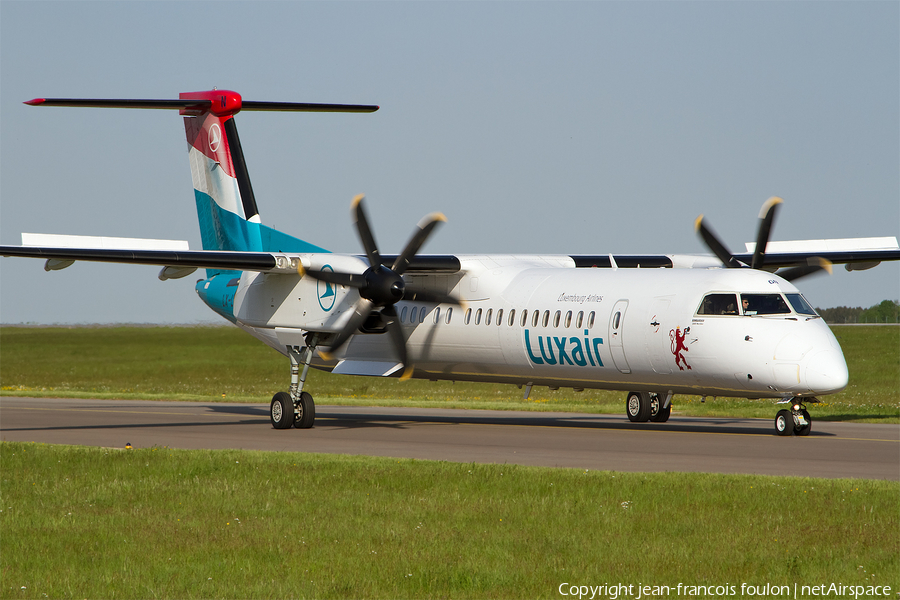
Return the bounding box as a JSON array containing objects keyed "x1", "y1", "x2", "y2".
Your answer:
[
  {"x1": 400, "y1": 306, "x2": 408, "y2": 323},
  {"x1": 741, "y1": 293, "x2": 791, "y2": 315},
  {"x1": 509, "y1": 309, "x2": 516, "y2": 327},
  {"x1": 576, "y1": 311, "x2": 584, "y2": 328},
  {"x1": 496, "y1": 309, "x2": 503, "y2": 326},
  {"x1": 410, "y1": 306, "x2": 418, "y2": 323},
  {"x1": 465, "y1": 308, "x2": 472, "y2": 325},
  {"x1": 587, "y1": 311, "x2": 595, "y2": 329},
  {"x1": 531, "y1": 310, "x2": 539, "y2": 327},
  {"x1": 485, "y1": 309, "x2": 492, "y2": 326},
  {"x1": 565, "y1": 311, "x2": 572, "y2": 328},
  {"x1": 553, "y1": 311, "x2": 561, "y2": 327},
  {"x1": 446, "y1": 307, "x2": 453, "y2": 324},
  {"x1": 612, "y1": 311, "x2": 621, "y2": 330},
  {"x1": 542, "y1": 310, "x2": 550, "y2": 327},
  {"x1": 475, "y1": 308, "x2": 482, "y2": 325},
  {"x1": 434, "y1": 307, "x2": 441, "y2": 324},
  {"x1": 698, "y1": 293, "x2": 739, "y2": 315},
  {"x1": 420, "y1": 307, "x2": 426, "y2": 323}
]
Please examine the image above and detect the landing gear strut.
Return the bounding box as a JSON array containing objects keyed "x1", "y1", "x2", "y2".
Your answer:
[
  {"x1": 774, "y1": 399, "x2": 813, "y2": 436},
  {"x1": 270, "y1": 334, "x2": 318, "y2": 429}
]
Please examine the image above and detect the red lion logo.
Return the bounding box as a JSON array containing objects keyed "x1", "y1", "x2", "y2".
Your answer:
[{"x1": 670, "y1": 326, "x2": 692, "y2": 371}]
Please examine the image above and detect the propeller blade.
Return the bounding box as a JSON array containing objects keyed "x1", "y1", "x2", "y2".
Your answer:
[
  {"x1": 402, "y1": 285, "x2": 464, "y2": 306},
  {"x1": 298, "y1": 264, "x2": 366, "y2": 288},
  {"x1": 695, "y1": 215, "x2": 743, "y2": 268},
  {"x1": 352, "y1": 195, "x2": 383, "y2": 268},
  {"x1": 319, "y1": 298, "x2": 374, "y2": 358},
  {"x1": 381, "y1": 305, "x2": 410, "y2": 370},
  {"x1": 391, "y1": 213, "x2": 447, "y2": 275},
  {"x1": 777, "y1": 257, "x2": 833, "y2": 282},
  {"x1": 751, "y1": 196, "x2": 782, "y2": 270}
]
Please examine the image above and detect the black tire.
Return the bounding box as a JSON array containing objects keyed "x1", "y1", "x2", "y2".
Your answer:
[
  {"x1": 295, "y1": 391, "x2": 316, "y2": 429},
  {"x1": 795, "y1": 409, "x2": 812, "y2": 436},
  {"x1": 626, "y1": 392, "x2": 651, "y2": 422},
  {"x1": 774, "y1": 409, "x2": 792, "y2": 436},
  {"x1": 270, "y1": 392, "x2": 294, "y2": 429},
  {"x1": 651, "y1": 404, "x2": 671, "y2": 423}
]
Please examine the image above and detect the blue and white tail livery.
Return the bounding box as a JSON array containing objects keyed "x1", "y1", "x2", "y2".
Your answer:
[
  {"x1": 5, "y1": 90, "x2": 900, "y2": 435},
  {"x1": 179, "y1": 90, "x2": 327, "y2": 260}
]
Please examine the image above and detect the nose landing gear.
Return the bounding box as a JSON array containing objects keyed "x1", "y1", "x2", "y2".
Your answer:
[{"x1": 774, "y1": 398, "x2": 814, "y2": 436}]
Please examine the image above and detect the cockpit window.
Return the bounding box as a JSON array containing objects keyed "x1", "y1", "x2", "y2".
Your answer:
[
  {"x1": 741, "y1": 293, "x2": 791, "y2": 315},
  {"x1": 698, "y1": 293, "x2": 739, "y2": 315},
  {"x1": 785, "y1": 293, "x2": 818, "y2": 316}
]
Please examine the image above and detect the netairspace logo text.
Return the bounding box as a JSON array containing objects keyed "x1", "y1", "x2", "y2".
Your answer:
[{"x1": 557, "y1": 582, "x2": 893, "y2": 600}]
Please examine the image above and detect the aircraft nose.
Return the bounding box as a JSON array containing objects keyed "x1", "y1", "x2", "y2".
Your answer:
[{"x1": 804, "y1": 348, "x2": 849, "y2": 395}]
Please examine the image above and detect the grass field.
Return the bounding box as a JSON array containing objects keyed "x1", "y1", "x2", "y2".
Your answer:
[
  {"x1": 2, "y1": 442, "x2": 897, "y2": 599},
  {"x1": 1, "y1": 324, "x2": 897, "y2": 421},
  {"x1": 1, "y1": 327, "x2": 898, "y2": 598}
]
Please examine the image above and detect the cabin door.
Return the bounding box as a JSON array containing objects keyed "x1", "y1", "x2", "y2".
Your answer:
[{"x1": 608, "y1": 299, "x2": 631, "y2": 373}]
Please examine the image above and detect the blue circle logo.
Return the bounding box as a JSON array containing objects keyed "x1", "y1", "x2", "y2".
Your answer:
[{"x1": 317, "y1": 265, "x2": 336, "y2": 312}]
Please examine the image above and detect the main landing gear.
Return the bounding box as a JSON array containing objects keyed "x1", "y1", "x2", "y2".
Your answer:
[
  {"x1": 774, "y1": 398, "x2": 815, "y2": 437},
  {"x1": 270, "y1": 336, "x2": 319, "y2": 430},
  {"x1": 625, "y1": 391, "x2": 671, "y2": 423}
]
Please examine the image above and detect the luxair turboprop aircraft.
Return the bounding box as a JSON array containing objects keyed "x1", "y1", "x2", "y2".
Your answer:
[{"x1": 4, "y1": 90, "x2": 899, "y2": 436}]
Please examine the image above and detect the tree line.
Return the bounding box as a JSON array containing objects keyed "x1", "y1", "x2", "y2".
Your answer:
[{"x1": 815, "y1": 300, "x2": 900, "y2": 324}]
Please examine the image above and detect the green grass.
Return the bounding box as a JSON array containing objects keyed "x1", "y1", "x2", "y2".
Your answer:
[
  {"x1": 1, "y1": 324, "x2": 897, "y2": 421},
  {"x1": 2, "y1": 442, "x2": 897, "y2": 599}
]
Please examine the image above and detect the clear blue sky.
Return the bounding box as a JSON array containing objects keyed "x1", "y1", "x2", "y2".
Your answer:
[{"x1": 2, "y1": 1, "x2": 897, "y2": 324}]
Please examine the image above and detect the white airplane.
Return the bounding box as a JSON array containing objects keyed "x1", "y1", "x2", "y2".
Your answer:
[{"x1": 4, "y1": 89, "x2": 899, "y2": 437}]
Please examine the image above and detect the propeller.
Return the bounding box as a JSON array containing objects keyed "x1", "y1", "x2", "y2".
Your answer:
[
  {"x1": 299, "y1": 195, "x2": 462, "y2": 377},
  {"x1": 777, "y1": 256, "x2": 833, "y2": 282},
  {"x1": 695, "y1": 196, "x2": 830, "y2": 281}
]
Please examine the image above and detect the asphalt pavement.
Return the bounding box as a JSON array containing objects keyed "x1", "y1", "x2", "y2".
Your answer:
[{"x1": 2, "y1": 397, "x2": 897, "y2": 479}]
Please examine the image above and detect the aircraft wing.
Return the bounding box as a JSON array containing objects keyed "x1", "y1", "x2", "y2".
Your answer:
[
  {"x1": 0, "y1": 234, "x2": 462, "y2": 278},
  {"x1": 3, "y1": 234, "x2": 896, "y2": 277},
  {"x1": 0, "y1": 244, "x2": 278, "y2": 270},
  {"x1": 736, "y1": 236, "x2": 900, "y2": 271}
]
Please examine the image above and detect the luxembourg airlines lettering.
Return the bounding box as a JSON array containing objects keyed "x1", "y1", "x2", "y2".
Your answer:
[{"x1": 525, "y1": 330, "x2": 604, "y2": 367}]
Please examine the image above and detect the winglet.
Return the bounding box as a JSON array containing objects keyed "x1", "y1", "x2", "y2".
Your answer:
[
  {"x1": 319, "y1": 350, "x2": 334, "y2": 361},
  {"x1": 24, "y1": 98, "x2": 45, "y2": 106},
  {"x1": 694, "y1": 215, "x2": 704, "y2": 231},
  {"x1": 400, "y1": 365, "x2": 414, "y2": 381}
]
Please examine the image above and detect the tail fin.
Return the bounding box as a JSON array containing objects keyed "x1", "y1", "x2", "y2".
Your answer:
[
  {"x1": 25, "y1": 90, "x2": 378, "y2": 271},
  {"x1": 179, "y1": 90, "x2": 327, "y2": 258}
]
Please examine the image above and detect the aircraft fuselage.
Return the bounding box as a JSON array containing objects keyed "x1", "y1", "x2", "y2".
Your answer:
[{"x1": 207, "y1": 254, "x2": 848, "y2": 401}]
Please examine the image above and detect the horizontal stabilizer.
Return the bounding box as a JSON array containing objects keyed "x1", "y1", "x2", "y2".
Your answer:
[{"x1": 25, "y1": 97, "x2": 378, "y2": 114}]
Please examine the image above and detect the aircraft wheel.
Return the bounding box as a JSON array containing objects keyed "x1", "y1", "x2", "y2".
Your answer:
[
  {"x1": 626, "y1": 392, "x2": 651, "y2": 422},
  {"x1": 774, "y1": 410, "x2": 792, "y2": 436},
  {"x1": 795, "y1": 409, "x2": 812, "y2": 436},
  {"x1": 295, "y1": 391, "x2": 316, "y2": 429},
  {"x1": 651, "y1": 404, "x2": 671, "y2": 423},
  {"x1": 649, "y1": 394, "x2": 661, "y2": 418},
  {"x1": 270, "y1": 392, "x2": 294, "y2": 429}
]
